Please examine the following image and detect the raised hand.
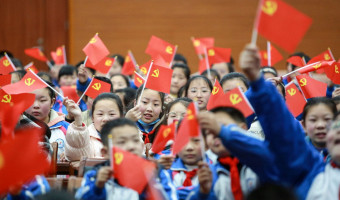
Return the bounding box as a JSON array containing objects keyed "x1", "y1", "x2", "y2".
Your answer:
[{"x1": 125, "y1": 105, "x2": 142, "y2": 122}]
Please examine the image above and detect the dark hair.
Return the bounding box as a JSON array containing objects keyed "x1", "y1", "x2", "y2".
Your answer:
[
  {"x1": 246, "y1": 183, "x2": 297, "y2": 200},
  {"x1": 171, "y1": 63, "x2": 191, "y2": 80},
  {"x1": 260, "y1": 66, "x2": 278, "y2": 77},
  {"x1": 37, "y1": 71, "x2": 53, "y2": 83},
  {"x1": 277, "y1": 82, "x2": 286, "y2": 99},
  {"x1": 210, "y1": 106, "x2": 246, "y2": 124},
  {"x1": 0, "y1": 50, "x2": 14, "y2": 58},
  {"x1": 220, "y1": 72, "x2": 249, "y2": 89},
  {"x1": 164, "y1": 97, "x2": 193, "y2": 124},
  {"x1": 177, "y1": 86, "x2": 186, "y2": 98},
  {"x1": 10, "y1": 70, "x2": 27, "y2": 81},
  {"x1": 11, "y1": 57, "x2": 23, "y2": 68},
  {"x1": 100, "y1": 118, "x2": 138, "y2": 146},
  {"x1": 332, "y1": 95, "x2": 340, "y2": 105},
  {"x1": 75, "y1": 60, "x2": 96, "y2": 75},
  {"x1": 174, "y1": 53, "x2": 187, "y2": 65},
  {"x1": 94, "y1": 76, "x2": 114, "y2": 92},
  {"x1": 184, "y1": 75, "x2": 213, "y2": 96},
  {"x1": 110, "y1": 54, "x2": 124, "y2": 67},
  {"x1": 115, "y1": 87, "x2": 137, "y2": 113},
  {"x1": 135, "y1": 85, "x2": 165, "y2": 119},
  {"x1": 211, "y1": 62, "x2": 235, "y2": 74},
  {"x1": 302, "y1": 97, "x2": 337, "y2": 121},
  {"x1": 44, "y1": 81, "x2": 56, "y2": 101},
  {"x1": 201, "y1": 69, "x2": 221, "y2": 82},
  {"x1": 58, "y1": 65, "x2": 77, "y2": 81},
  {"x1": 91, "y1": 93, "x2": 124, "y2": 117},
  {"x1": 287, "y1": 52, "x2": 310, "y2": 71},
  {"x1": 110, "y1": 74, "x2": 130, "y2": 89}
]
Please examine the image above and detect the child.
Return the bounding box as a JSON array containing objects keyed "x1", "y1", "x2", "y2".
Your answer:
[
  {"x1": 64, "y1": 93, "x2": 123, "y2": 161},
  {"x1": 110, "y1": 74, "x2": 130, "y2": 92},
  {"x1": 115, "y1": 87, "x2": 137, "y2": 114},
  {"x1": 211, "y1": 57, "x2": 235, "y2": 79},
  {"x1": 220, "y1": 72, "x2": 249, "y2": 93},
  {"x1": 184, "y1": 76, "x2": 212, "y2": 111},
  {"x1": 201, "y1": 69, "x2": 220, "y2": 85},
  {"x1": 170, "y1": 63, "x2": 191, "y2": 98},
  {"x1": 125, "y1": 85, "x2": 165, "y2": 145},
  {"x1": 25, "y1": 85, "x2": 69, "y2": 159},
  {"x1": 108, "y1": 54, "x2": 124, "y2": 77}
]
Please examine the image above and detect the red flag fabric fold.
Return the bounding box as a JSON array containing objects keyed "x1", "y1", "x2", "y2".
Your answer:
[
  {"x1": 51, "y1": 45, "x2": 67, "y2": 65},
  {"x1": 145, "y1": 64, "x2": 173, "y2": 94},
  {"x1": 151, "y1": 123, "x2": 175, "y2": 154},
  {"x1": 85, "y1": 56, "x2": 114, "y2": 74},
  {"x1": 0, "y1": 54, "x2": 16, "y2": 75},
  {"x1": 84, "y1": 78, "x2": 111, "y2": 99},
  {"x1": 83, "y1": 34, "x2": 110, "y2": 65},
  {"x1": 285, "y1": 82, "x2": 306, "y2": 117},
  {"x1": 324, "y1": 61, "x2": 340, "y2": 84},
  {"x1": 121, "y1": 51, "x2": 137, "y2": 75},
  {"x1": 24, "y1": 48, "x2": 48, "y2": 62},
  {"x1": 287, "y1": 56, "x2": 305, "y2": 67},
  {"x1": 207, "y1": 47, "x2": 231, "y2": 65},
  {"x1": 296, "y1": 74, "x2": 327, "y2": 99},
  {"x1": 145, "y1": 36, "x2": 176, "y2": 64},
  {"x1": 134, "y1": 72, "x2": 145, "y2": 88},
  {"x1": 192, "y1": 37, "x2": 215, "y2": 55},
  {"x1": 259, "y1": 43, "x2": 283, "y2": 66}
]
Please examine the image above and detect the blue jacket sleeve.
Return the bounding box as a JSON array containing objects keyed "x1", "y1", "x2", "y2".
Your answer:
[
  {"x1": 245, "y1": 88, "x2": 256, "y2": 128},
  {"x1": 186, "y1": 186, "x2": 218, "y2": 200},
  {"x1": 326, "y1": 86, "x2": 334, "y2": 98},
  {"x1": 75, "y1": 170, "x2": 106, "y2": 200},
  {"x1": 218, "y1": 124, "x2": 279, "y2": 183},
  {"x1": 158, "y1": 169, "x2": 178, "y2": 200},
  {"x1": 77, "y1": 77, "x2": 91, "y2": 92}
]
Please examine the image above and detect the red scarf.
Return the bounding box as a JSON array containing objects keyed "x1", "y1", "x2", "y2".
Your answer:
[
  {"x1": 218, "y1": 157, "x2": 243, "y2": 200},
  {"x1": 182, "y1": 169, "x2": 198, "y2": 187},
  {"x1": 143, "y1": 129, "x2": 156, "y2": 144}
]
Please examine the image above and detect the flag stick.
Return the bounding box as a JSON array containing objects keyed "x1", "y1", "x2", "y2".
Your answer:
[
  {"x1": 62, "y1": 45, "x2": 67, "y2": 65},
  {"x1": 137, "y1": 60, "x2": 154, "y2": 105},
  {"x1": 108, "y1": 134, "x2": 114, "y2": 169},
  {"x1": 83, "y1": 56, "x2": 88, "y2": 65},
  {"x1": 128, "y1": 50, "x2": 138, "y2": 70},
  {"x1": 4, "y1": 53, "x2": 17, "y2": 71},
  {"x1": 46, "y1": 60, "x2": 53, "y2": 69},
  {"x1": 169, "y1": 45, "x2": 178, "y2": 68},
  {"x1": 204, "y1": 47, "x2": 211, "y2": 79},
  {"x1": 302, "y1": 57, "x2": 306, "y2": 65},
  {"x1": 267, "y1": 41, "x2": 271, "y2": 66},
  {"x1": 24, "y1": 62, "x2": 34, "y2": 70},
  {"x1": 281, "y1": 61, "x2": 321, "y2": 78},
  {"x1": 251, "y1": 0, "x2": 264, "y2": 45},
  {"x1": 29, "y1": 69, "x2": 64, "y2": 99},
  {"x1": 328, "y1": 47, "x2": 335, "y2": 60},
  {"x1": 76, "y1": 76, "x2": 95, "y2": 104}
]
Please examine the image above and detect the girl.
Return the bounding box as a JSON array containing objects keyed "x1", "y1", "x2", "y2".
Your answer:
[
  {"x1": 125, "y1": 85, "x2": 165, "y2": 145},
  {"x1": 185, "y1": 75, "x2": 212, "y2": 111},
  {"x1": 110, "y1": 74, "x2": 130, "y2": 92},
  {"x1": 64, "y1": 93, "x2": 123, "y2": 161},
  {"x1": 25, "y1": 84, "x2": 69, "y2": 159},
  {"x1": 302, "y1": 97, "x2": 337, "y2": 161},
  {"x1": 170, "y1": 63, "x2": 190, "y2": 98},
  {"x1": 165, "y1": 97, "x2": 192, "y2": 125}
]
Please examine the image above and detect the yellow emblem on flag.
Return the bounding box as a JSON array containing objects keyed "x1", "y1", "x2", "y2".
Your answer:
[
  {"x1": 212, "y1": 86, "x2": 219, "y2": 95},
  {"x1": 39, "y1": 51, "x2": 44, "y2": 56},
  {"x1": 0, "y1": 151, "x2": 3, "y2": 169},
  {"x1": 114, "y1": 152, "x2": 124, "y2": 165},
  {"x1": 56, "y1": 49, "x2": 62, "y2": 56},
  {"x1": 137, "y1": 77, "x2": 143, "y2": 84},
  {"x1": 125, "y1": 56, "x2": 130, "y2": 63},
  {"x1": 312, "y1": 63, "x2": 322, "y2": 69},
  {"x1": 208, "y1": 49, "x2": 215, "y2": 56},
  {"x1": 194, "y1": 40, "x2": 200, "y2": 47},
  {"x1": 105, "y1": 59, "x2": 113, "y2": 67},
  {"x1": 324, "y1": 54, "x2": 331, "y2": 60},
  {"x1": 89, "y1": 37, "x2": 97, "y2": 44},
  {"x1": 3, "y1": 59, "x2": 10, "y2": 67},
  {"x1": 230, "y1": 93, "x2": 242, "y2": 105},
  {"x1": 299, "y1": 78, "x2": 307, "y2": 87},
  {"x1": 151, "y1": 69, "x2": 160, "y2": 78},
  {"x1": 25, "y1": 78, "x2": 35, "y2": 86},
  {"x1": 141, "y1": 67, "x2": 147, "y2": 75},
  {"x1": 335, "y1": 65, "x2": 339, "y2": 74},
  {"x1": 166, "y1": 46, "x2": 173, "y2": 54},
  {"x1": 187, "y1": 109, "x2": 194, "y2": 120},
  {"x1": 1, "y1": 94, "x2": 11, "y2": 103},
  {"x1": 287, "y1": 88, "x2": 296, "y2": 96},
  {"x1": 163, "y1": 128, "x2": 171, "y2": 138},
  {"x1": 92, "y1": 83, "x2": 101, "y2": 91},
  {"x1": 263, "y1": 52, "x2": 268, "y2": 60},
  {"x1": 262, "y1": 0, "x2": 278, "y2": 16}
]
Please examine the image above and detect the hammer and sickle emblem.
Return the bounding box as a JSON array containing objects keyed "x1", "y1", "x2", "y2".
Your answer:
[
  {"x1": 25, "y1": 78, "x2": 35, "y2": 86},
  {"x1": 166, "y1": 46, "x2": 173, "y2": 54},
  {"x1": 114, "y1": 152, "x2": 124, "y2": 165},
  {"x1": 262, "y1": 0, "x2": 278, "y2": 16},
  {"x1": 299, "y1": 78, "x2": 307, "y2": 87},
  {"x1": 263, "y1": 52, "x2": 268, "y2": 60},
  {"x1": 151, "y1": 69, "x2": 159, "y2": 78},
  {"x1": 335, "y1": 65, "x2": 339, "y2": 74},
  {"x1": 141, "y1": 67, "x2": 147, "y2": 75},
  {"x1": 125, "y1": 56, "x2": 130, "y2": 63},
  {"x1": 92, "y1": 83, "x2": 101, "y2": 91},
  {"x1": 163, "y1": 128, "x2": 171, "y2": 138},
  {"x1": 1, "y1": 95, "x2": 11, "y2": 103},
  {"x1": 89, "y1": 37, "x2": 97, "y2": 44},
  {"x1": 313, "y1": 63, "x2": 322, "y2": 69},
  {"x1": 208, "y1": 49, "x2": 215, "y2": 56},
  {"x1": 105, "y1": 59, "x2": 113, "y2": 66},
  {"x1": 212, "y1": 86, "x2": 219, "y2": 95},
  {"x1": 187, "y1": 109, "x2": 194, "y2": 120},
  {"x1": 324, "y1": 54, "x2": 331, "y2": 60},
  {"x1": 193, "y1": 40, "x2": 200, "y2": 47},
  {"x1": 287, "y1": 88, "x2": 296, "y2": 96},
  {"x1": 137, "y1": 77, "x2": 143, "y2": 84},
  {"x1": 230, "y1": 94, "x2": 242, "y2": 105},
  {"x1": 3, "y1": 60, "x2": 10, "y2": 67},
  {"x1": 56, "y1": 49, "x2": 62, "y2": 56}
]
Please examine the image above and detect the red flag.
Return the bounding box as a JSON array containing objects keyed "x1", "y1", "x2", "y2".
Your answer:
[
  {"x1": 207, "y1": 80, "x2": 224, "y2": 110},
  {"x1": 24, "y1": 48, "x2": 48, "y2": 62},
  {"x1": 151, "y1": 123, "x2": 175, "y2": 154},
  {"x1": 307, "y1": 49, "x2": 334, "y2": 73},
  {"x1": 324, "y1": 61, "x2": 340, "y2": 84},
  {"x1": 198, "y1": 58, "x2": 210, "y2": 74},
  {"x1": 0, "y1": 127, "x2": 50, "y2": 194},
  {"x1": 285, "y1": 82, "x2": 306, "y2": 117},
  {"x1": 172, "y1": 103, "x2": 200, "y2": 155},
  {"x1": 296, "y1": 61, "x2": 330, "y2": 74},
  {"x1": 0, "y1": 90, "x2": 36, "y2": 140},
  {"x1": 256, "y1": 0, "x2": 313, "y2": 53},
  {"x1": 0, "y1": 75, "x2": 11, "y2": 87},
  {"x1": 224, "y1": 87, "x2": 254, "y2": 118},
  {"x1": 85, "y1": 56, "x2": 114, "y2": 74},
  {"x1": 83, "y1": 34, "x2": 110, "y2": 65},
  {"x1": 84, "y1": 78, "x2": 111, "y2": 99},
  {"x1": 0, "y1": 54, "x2": 16, "y2": 75},
  {"x1": 61, "y1": 86, "x2": 79, "y2": 103},
  {"x1": 145, "y1": 36, "x2": 176, "y2": 64},
  {"x1": 192, "y1": 37, "x2": 215, "y2": 55},
  {"x1": 296, "y1": 74, "x2": 327, "y2": 99},
  {"x1": 207, "y1": 47, "x2": 231, "y2": 65},
  {"x1": 134, "y1": 71, "x2": 145, "y2": 88},
  {"x1": 112, "y1": 147, "x2": 156, "y2": 194},
  {"x1": 287, "y1": 56, "x2": 305, "y2": 67},
  {"x1": 51, "y1": 45, "x2": 67, "y2": 65},
  {"x1": 2, "y1": 70, "x2": 47, "y2": 94},
  {"x1": 259, "y1": 43, "x2": 283, "y2": 66},
  {"x1": 121, "y1": 51, "x2": 137, "y2": 75},
  {"x1": 145, "y1": 64, "x2": 173, "y2": 94},
  {"x1": 24, "y1": 62, "x2": 39, "y2": 74}
]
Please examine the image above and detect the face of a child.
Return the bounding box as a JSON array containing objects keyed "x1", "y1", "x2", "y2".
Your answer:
[
  {"x1": 222, "y1": 78, "x2": 248, "y2": 93},
  {"x1": 212, "y1": 63, "x2": 229, "y2": 78},
  {"x1": 170, "y1": 68, "x2": 187, "y2": 96},
  {"x1": 303, "y1": 104, "x2": 334, "y2": 149},
  {"x1": 26, "y1": 88, "x2": 54, "y2": 124},
  {"x1": 111, "y1": 75, "x2": 128, "y2": 92},
  {"x1": 111, "y1": 125, "x2": 144, "y2": 157},
  {"x1": 167, "y1": 102, "x2": 186, "y2": 125},
  {"x1": 11, "y1": 73, "x2": 21, "y2": 83},
  {"x1": 326, "y1": 121, "x2": 340, "y2": 163},
  {"x1": 93, "y1": 99, "x2": 121, "y2": 132},
  {"x1": 59, "y1": 72, "x2": 77, "y2": 87},
  {"x1": 138, "y1": 89, "x2": 162, "y2": 123},
  {"x1": 187, "y1": 78, "x2": 211, "y2": 111},
  {"x1": 108, "y1": 62, "x2": 122, "y2": 77},
  {"x1": 178, "y1": 137, "x2": 202, "y2": 166}
]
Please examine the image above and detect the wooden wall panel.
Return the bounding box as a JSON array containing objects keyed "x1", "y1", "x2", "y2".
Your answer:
[{"x1": 69, "y1": 0, "x2": 340, "y2": 72}]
